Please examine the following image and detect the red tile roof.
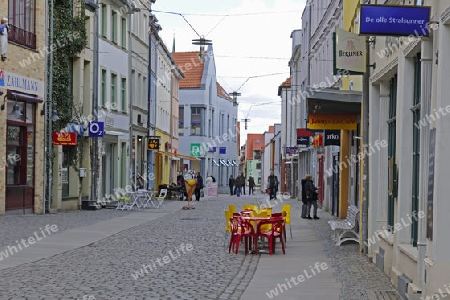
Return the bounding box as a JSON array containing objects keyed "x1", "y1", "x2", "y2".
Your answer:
[
  {"x1": 172, "y1": 51, "x2": 205, "y2": 88},
  {"x1": 217, "y1": 82, "x2": 232, "y2": 101},
  {"x1": 280, "y1": 77, "x2": 291, "y2": 87}
]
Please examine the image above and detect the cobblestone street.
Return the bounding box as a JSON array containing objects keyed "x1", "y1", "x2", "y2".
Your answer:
[{"x1": 0, "y1": 193, "x2": 399, "y2": 299}]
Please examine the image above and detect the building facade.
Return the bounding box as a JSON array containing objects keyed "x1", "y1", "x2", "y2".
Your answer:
[
  {"x1": 0, "y1": 0, "x2": 46, "y2": 214},
  {"x1": 173, "y1": 47, "x2": 238, "y2": 193},
  {"x1": 346, "y1": 0, "x2": 450, "y2": 298}
]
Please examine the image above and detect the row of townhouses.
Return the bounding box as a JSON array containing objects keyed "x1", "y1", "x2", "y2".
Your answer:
[
  {"x1": 271, "y1": 0, "x2": 449, "y2": 298},
  {"x1": 0, "y1": 0, "x2": 238, "y2": 214}
]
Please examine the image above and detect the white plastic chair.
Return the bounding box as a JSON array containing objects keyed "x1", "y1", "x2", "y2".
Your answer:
[{"x1": 154, "y1": 189, "x2": 167, "y2": 208}]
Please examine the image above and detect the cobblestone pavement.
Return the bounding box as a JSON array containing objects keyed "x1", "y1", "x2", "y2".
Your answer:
[
  {"x1": 289, "y1": 201, "x2": 400, "y2": 300},
  {"x1": 0, "y1": 193, "x2": 400, "y2": 299},
  {"x1": 0, "y1": 209, "x2": 132, "y2": 249},
  {"x1": 0, "y1": 196, "x2": 259, "y2": 300}
]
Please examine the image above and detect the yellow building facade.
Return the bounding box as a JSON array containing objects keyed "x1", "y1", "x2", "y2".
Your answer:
[{"x1": 0, "y1": 0, "x2": 46, "y2": 214}]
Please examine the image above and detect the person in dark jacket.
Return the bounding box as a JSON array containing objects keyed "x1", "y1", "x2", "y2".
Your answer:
[
  {"x1": 267, "y1": 171, "x2": 279, "y2": 200},
  {"x1": 301, "y1": 178, "x2": 308, "y2": 218},
  {"x1": 304, "y1": 174, "x2": 319, "y2": 219},
  {"x1": 248, "y1": 176, "x2": 256, "y2": 195},
  {"x1": 235, "y1": 174, "x2": 245, "y2": 197},
  {"x1": 228, "y1": 175, "x2": 235, "y2": 196},
  {"x1": 194, "y1": 172, "x2": 204, "y2": 201}
]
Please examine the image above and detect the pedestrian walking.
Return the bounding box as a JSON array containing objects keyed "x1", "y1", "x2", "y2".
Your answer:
[
  {"x1": 235, "y1": 174, "x2": 245, "y2": 197},
  {"x1": 267, "y1": 171, "x2": 279, "y2": 200},
  {"x1": 228, "y1": 175, "x2": 235, "y2": 196},
  {"x1": 194, "y1": 172, "x2": 204, "y2": 201},
  {"x1": 304, "y1": 174, "x2": 319, "y2": 219},
  {"x1": 301, "y1": 178, "x2": 308, "y2": 218},
  {"x1": 248, "y1": 176, "x2": 255, "y2": 195}
]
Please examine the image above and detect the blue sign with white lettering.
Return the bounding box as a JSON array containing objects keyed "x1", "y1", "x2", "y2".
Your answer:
[
  {"x1": 360, "y1": 5, "x2": 431, "y2": 36},
  {"x1": 88, "y1": 122, "x2": 104, "y2": 137}
]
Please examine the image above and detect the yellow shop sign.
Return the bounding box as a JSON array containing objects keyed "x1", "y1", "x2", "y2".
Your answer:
[{"x1": 308, "y1": 114, "x2": 357, "y2": 130}]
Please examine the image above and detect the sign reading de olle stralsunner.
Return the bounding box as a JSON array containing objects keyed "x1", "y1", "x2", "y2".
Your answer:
[{"x1": 360, "y1": 5, "x2": 431, "y2": 36}]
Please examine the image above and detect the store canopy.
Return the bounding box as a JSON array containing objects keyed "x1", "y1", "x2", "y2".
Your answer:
[
  {"x1": 306, "y1": 88, "x2": 361, "y2": 115},
  {"x1": 173, "y1": 153, "x2": 200, "y2": 161}
]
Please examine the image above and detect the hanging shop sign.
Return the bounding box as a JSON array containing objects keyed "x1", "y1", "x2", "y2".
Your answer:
[
  {"x1": 52, "y1": 132, "x2": 77, "y2": 146},
  {"x1": 285, "y1": 147, "x2": 298, "y2": 155},
  {"x1": 88, "y1": 122, "x2": 104, "y2": 137},
  {"x1": 313, "y1": 135, "x2": 323, "y2": 148},
  {"x1": 324, "y1": 130, "x2": 341, "y2": 146},
  {"x1": 334, "y1": 27, "x2": 366, "y2": 75},
  {"x1": 296, "y1": 128, "x2": 314, "y2": 147},
  {"x1": 359, "y1": 5, "x2": 431, "y2": 36},
  {"x1": 190, "y1": 143, "x2": 201, "y2": 156},
  {"x1": 147, "y1": 136, "x2": 161, "y2": 150},
  {"x1": 308, "y1": 114, "x2": 357, "y2": 130}
]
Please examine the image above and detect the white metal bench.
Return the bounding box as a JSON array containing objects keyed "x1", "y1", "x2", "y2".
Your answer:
[{"x1": 328, "y1": 205, "x2": 360, "y2": 246}]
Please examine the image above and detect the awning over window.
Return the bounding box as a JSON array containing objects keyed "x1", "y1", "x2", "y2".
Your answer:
[{"x1": 173, "y1": 153, "x2": 200, "y2": 161}]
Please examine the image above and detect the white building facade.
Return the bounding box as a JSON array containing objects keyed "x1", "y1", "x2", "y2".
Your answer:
[{"x1": 366, "y1": 1, "x2": 450, "y2": 298}]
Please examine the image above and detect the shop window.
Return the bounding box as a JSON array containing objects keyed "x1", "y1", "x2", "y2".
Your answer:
[{"x1": 6, "y1": 102, "x2": 35, "y2": 187}]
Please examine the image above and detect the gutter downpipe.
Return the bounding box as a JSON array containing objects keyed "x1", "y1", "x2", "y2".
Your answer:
[
  {"x1": 361, "y1": 36, "x2": 370, "y2": 255},
  {"x1": 147, "y1": 18, "x2": 153, "y2": 190},
  {"x1": 91, "y1": 0, "x2": 99, "y2": 203},
  {"x1": 129, "y1": 16, "x2": 133, "y2": 190},
  {"x1": 43, "y1": 0, "x2": 53, "y2": 214},
  {"x1": 48, "y1": 0, "x2": 55, "y2": 212}
]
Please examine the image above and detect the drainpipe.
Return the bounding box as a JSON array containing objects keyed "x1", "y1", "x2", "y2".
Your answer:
[
  {"x1": 128, "y1": 12, "x2": 135, "y2": 190},
  {"x1": 361, "y1": 36, "x2": 370, "y2": 255},
  {"x1": 43, "y1": 0, "x2": 54, "y2": 214},
  {"x1": 91, "y1": 1, "x2": 99, "y2": 203}
]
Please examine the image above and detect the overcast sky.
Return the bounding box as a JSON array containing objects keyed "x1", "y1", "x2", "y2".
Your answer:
[{"x1": 152, "y1": 0, "x2": 306, "y2": 145}]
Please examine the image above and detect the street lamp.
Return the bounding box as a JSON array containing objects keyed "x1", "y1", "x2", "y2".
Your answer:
[
  {"x1": 40, "y1": 102, "x2": 60, "y2": 121},
  {"x1": 192, "y1": 36, "x2": 212, "y2": 60},
  {"x1": 9, "y1": 102, "x2": 23, "y2": 116},
  {"x1": 230, "y1": 91, "x2": 241, "y2": 107}
]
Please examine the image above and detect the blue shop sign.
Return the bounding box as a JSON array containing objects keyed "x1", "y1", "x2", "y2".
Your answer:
[{"x1": 360, "y1": 5, "x2": 431, "y2": 36}]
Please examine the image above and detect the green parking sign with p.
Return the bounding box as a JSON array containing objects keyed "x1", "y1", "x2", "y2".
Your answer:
[{"x1": 190, "y1": 143, "x2": 201, "y2": 156}]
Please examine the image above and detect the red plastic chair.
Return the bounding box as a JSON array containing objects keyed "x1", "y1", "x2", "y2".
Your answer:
[
  {"x1": 272, "y1": 211, "x2": 287, "y2": 243},
  {"x1": 229, "y1": 216, "x2": 257, "y2": 254},
  {"x1": 239, "y1": 217, "x2": 258, "y2": 254},
  {"x1": 257, "y1": 217, "x2": 286, "y2": 255},
  {"x1": 229, "y1": 217, "x2": 242, "y2": 254}
]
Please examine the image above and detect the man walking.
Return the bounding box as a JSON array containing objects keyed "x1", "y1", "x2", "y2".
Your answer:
[
  {"x1": 267, "y1": 171, "x2": 279, "y2": 200},
  {"x1": 248, "y1": 176, "x2": 255, "y2": 195},
  {"x1": 194, "y1": 172, "x2": 204, "y2": 201},
  {"x1": 228, "y1": 175, "x2": 235, "y2": 196}
]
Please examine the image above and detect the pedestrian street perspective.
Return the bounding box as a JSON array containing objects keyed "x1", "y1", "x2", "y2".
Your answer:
[
  {"x1": 2, "y1": 0, "x2": 450, "y2": 299},
  {"x1": 0, "y1": 193, "x2": 400, "y2": 300}
]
